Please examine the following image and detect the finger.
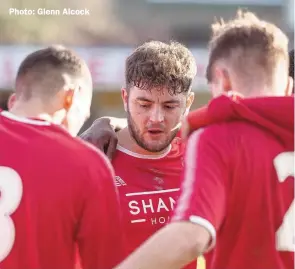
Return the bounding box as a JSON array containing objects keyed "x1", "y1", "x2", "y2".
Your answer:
[
  {"x1": 86, "y1": 137, "x2": 105, "y2": 152},
  {"x1": 106, "y1": 137, "x2": 118, "y2": 161},
  {"x1": 95, "y1": 140, "x2": 106, "y2": 153}
]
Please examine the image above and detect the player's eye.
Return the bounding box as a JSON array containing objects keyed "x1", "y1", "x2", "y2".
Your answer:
[
  {"x1": 164, "y1": 105, "x2": 176, "y2": 110},
  {"x1": 138, "y1": 103, "x2": 151, "y2": 109}
]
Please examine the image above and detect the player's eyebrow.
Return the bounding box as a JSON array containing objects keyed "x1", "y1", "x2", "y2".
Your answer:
[
  {"x1": 136, "y1": 97, "x2": 153, "y2": 102},
  {"x1": 163, "y1": 100, "x2": 180, "y2": 105},
  {"x1": 136, "y1": 97, "x2": 180, "y2": 105}
]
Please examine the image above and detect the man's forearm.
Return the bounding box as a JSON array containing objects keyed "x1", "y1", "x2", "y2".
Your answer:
[{"x1": 115, "y1": 222, "x2": 209, "y2": 269}]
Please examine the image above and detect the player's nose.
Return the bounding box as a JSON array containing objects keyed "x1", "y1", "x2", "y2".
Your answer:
[{"x1": 149, "y1": 107, "x2": 164, "y2": 123}]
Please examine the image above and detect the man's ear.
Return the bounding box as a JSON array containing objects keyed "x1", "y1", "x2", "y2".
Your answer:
[
  {"x1": 121, "y1": 87, "x2": 128, "y2": 112},
  {"x1": 216, "y1": 67, "x2": 231, "y2": 94},
  {"x1": 62, "y1": 84, "x2": 79, "y2": 112},
  {"x1": 285, "y1": 76, "x2": 294, "y2": 96},
  {"x1": 210, "y1": 66, "x2": 232, "y2": 98},
  {"x1": 63, "y1": 90, "x2": 75, "y2": 111},
  {"x1": 184, "y1": 92, "x2": 194, "y2": 116},
  {"x1": 8, "y1": 93, "x2": 16, "y2": 110}
]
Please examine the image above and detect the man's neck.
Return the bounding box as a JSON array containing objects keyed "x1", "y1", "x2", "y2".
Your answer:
[
  {"x1": 117, "y1": 127, "x2": 171, "y2": 156},
  {"x1": 9, "y1": 103, "x2": 63, "y2": 125}
]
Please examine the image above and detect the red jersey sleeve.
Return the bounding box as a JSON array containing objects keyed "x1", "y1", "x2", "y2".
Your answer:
[
  {"x1": 76, "y1": 148, "x2": 124, "y2": 269},
  {"x1": 172, "y1": 127, "x2": 229, "y2": 250}
]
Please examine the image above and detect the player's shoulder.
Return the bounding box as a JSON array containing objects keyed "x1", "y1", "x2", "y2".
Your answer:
[
  {"x1": 45, "y1": 127, "x2": 114, "y2": 181},
  {"x1": 189, "y1": 120, "x2": 258, "y2": 142},
  {"x1": 74, "y1": 136, "x2": 113, "y2": 168},
  {"x1": 188, "y1": 120, "x2": 281, "y2": 161},
  {"x1": 186, "y1": 123, "x2": 238, "y2": 160},
  {"x1": 188, "y1": 123, "x2": 230, "y2": 145},
  {"x1": 49, "y1": 127, "x2": 113, "y2": 172},
  {"x1": 1, "y1": 111, "x2": 111, "y2": 168}
]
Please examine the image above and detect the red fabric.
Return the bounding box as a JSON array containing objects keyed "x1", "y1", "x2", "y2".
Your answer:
[
  {"x1": 0, "y1": 111, "x2": 123, "y2": 269},
  {"x1": 186, "y1": 105, "x2": 212, "y2": 132},
  {"x1": 112, "y1": 137, "x2": 197, "y2": 269},
  {"x1": 174, "y1": 95, "x2": 294, "y2": 269}
]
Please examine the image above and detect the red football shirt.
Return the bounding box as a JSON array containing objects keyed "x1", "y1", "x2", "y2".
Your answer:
[
  {"x1": 0, "y1": 111, "x2": 123, "y2": 269},
  {"x1": 112, "y1": 138, "x2": 197, "y2": 269},
  {"x1": 173, "y1": 96, "x2": 294, "y2": 269}
]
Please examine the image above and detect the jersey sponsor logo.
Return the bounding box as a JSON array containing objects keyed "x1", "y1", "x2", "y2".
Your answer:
[
  {"x1": 115, "y1": 176, "x2": 127, "y2": 186},
  {"x1": 126, "y1": 188, "x2": 179, "y2": 225}
]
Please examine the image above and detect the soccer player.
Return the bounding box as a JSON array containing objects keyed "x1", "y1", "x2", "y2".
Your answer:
[
  {"x1": 83, "y1": 41, "x2": 198, "y2": 269},
  {"x1": 114, "y1": 11, "x2": 294, "y2": 269},
  {"x1": 0, "y1": 46, "x2": 123, "y2": 269}
]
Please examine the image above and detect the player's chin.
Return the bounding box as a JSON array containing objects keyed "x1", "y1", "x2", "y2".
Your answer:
[{"x1": 144, "y1": 140, "x2": 170, "y2": 153}]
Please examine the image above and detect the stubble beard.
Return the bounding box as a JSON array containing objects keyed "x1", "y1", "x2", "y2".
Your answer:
[{"x1": 127, "y1": 110, "x2": 179, "y2": 153}]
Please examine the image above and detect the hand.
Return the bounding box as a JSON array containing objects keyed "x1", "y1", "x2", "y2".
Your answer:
[{"x1": 80, "y1": 117, "x2": 118, "y2": 160}]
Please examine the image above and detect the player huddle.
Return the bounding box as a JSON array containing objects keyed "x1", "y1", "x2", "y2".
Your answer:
[{"x1": 0, "y1": 10, "x2": 294, "y2": 269}]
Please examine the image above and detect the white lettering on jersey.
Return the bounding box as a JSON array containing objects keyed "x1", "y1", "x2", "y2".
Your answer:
[
  {"x1": 129, "y1": 201, "x2": 140, "y2": 215},
  {"x1": 142, "y1": 199, "x2": 154, "y2": 214},
  {"x1": 126, "y1": 188, "x2": 179, "y2": 225},
  {"x1": 157, "y1": 198, "x2": 169, "y2": 212}
]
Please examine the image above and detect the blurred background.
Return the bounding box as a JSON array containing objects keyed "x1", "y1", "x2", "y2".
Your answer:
[{"x1": 0, "y1": 0, "x2": 293, "y2": 132}]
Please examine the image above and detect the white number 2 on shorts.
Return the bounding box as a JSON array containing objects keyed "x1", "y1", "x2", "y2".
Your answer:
[{"x1": 0, "y1": 166, "x2": 23, "y2": 262}]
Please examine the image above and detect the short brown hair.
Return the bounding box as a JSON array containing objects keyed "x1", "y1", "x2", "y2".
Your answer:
[
  {"x1": 125, "y1": 41, "x2": 196, "y2": 95},
  {"x1": 16, "y1": 45, "x2": 91, "y2": 100},
  {"x1": 206, "y1": 10, "x2": 289, "y2": 87}
]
